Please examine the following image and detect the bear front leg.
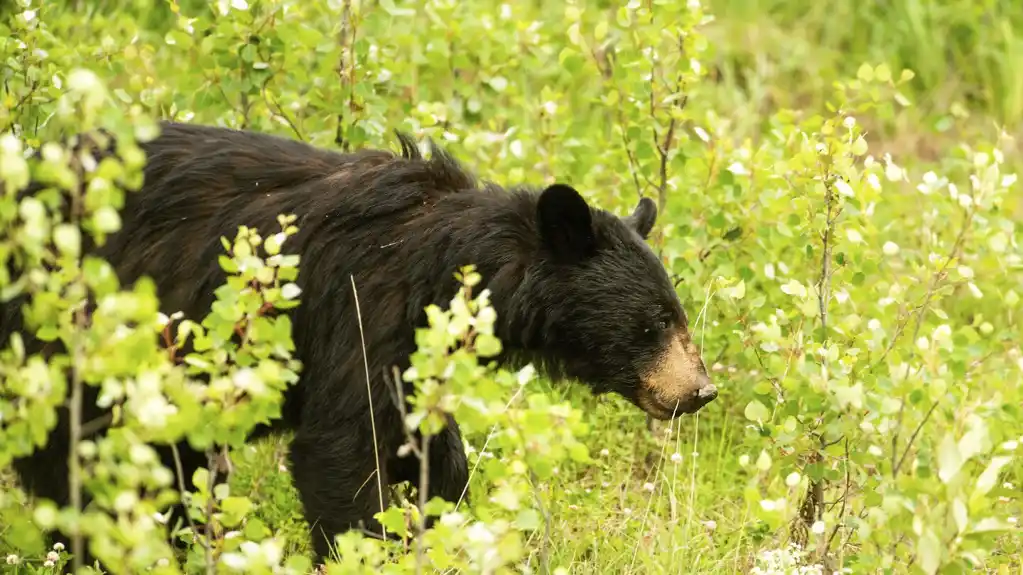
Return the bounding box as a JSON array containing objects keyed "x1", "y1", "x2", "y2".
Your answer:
[{"x1": 288, "y1": 426, "x2": 397, "y2": 564}]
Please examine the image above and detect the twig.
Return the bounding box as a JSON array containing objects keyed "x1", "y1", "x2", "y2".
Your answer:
[
  {"x1": 529, "y1": 469, "x2": 551, "y2": 574},
  {"x1": 795, "y1": 142, "x2": 837, "y2": 546},
  {"x1": 66, "y1": 135, "x2": 89, "y2": 574},
  {"x1": 334, "y1": 0, "x2": 356, "y2": 151},
  {"x1": 261, "y1": 74, "x2": 304, "y2": 141},
  {"x1": 585, "y1": 38, "x2": 648, "y2": 199},
  {"x1": 824, "y1": 438, "x2": 852, "y2": 559},
  {"x1": 872, "y1": 205, "x2": 974, "y2": 371},
  {"x1": 892, "y1": 400, "x2": 941, "y2": 477},
  {"x1": 68, "y1": 308, "x2": 85, "y2": 573},
  {"x1": 415, "y1": 433, "x2": 430, "y2": 575},
  {"x1": 817, "y1": 166, "x2": 835, "y2": 337},
  {"x1": 351, "y1": 275, "x2": 386, "y2": 540},
  {"x1": 885, "y1": 204, "x2": 975, "y2": 470},
  {"x1": 170, "y1": 444, "x2": 204, "y2": 556}
]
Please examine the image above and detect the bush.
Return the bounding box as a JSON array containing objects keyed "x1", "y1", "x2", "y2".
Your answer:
[{"x1": 1, "y1": 0, "x2": 1021, "y2": 573}]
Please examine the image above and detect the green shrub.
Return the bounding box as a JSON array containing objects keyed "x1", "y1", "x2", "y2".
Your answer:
[{"x1": 1, "y1": 0, "x2": 1020, "y2": 573}]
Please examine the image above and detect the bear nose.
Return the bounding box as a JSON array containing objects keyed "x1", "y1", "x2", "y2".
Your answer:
[{"x1": 694, "y1": 372, "x2": 718, "y2": 401}]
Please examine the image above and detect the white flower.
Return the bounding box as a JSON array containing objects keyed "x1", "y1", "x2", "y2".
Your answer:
[
  {"x1": 221, "y1": 552, "x2": 247, "y2": 570},
  {"x1": 466, "y1": 522, "x2": 496, "y2": 545},
  {"x1": 440, "y1": 512, "x2": 465, "y2": 526},
  {"x1": 867, "y1": 173, "x2": 881, "y2": 190}
]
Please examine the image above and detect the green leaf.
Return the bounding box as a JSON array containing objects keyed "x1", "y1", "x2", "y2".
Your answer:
[
  {"x1": 3, "y1": 513, "x2": 44, "y2": 554},
  {"x1": 53, "y1": 223, "x2": 81, "y2": 257},
  {"x1": 243, "y1": 517, "x2": 269, "y2": 541},
  {"x1": 375, "y1": 506, "x2": 408, "y2": 539},
  {"x1": 744, "y1": 399, "x2": 769, "y2": 423},
  {"x1": 93, "y1": 205, "x2": 122, "y2": 233},
  {"x1": 220, "y1": 496, "x2": 253, "y2": 527},
  {"x1": 874, "y1": 63, "x2": 892, "y2": 82},
  {"x1": 973, "y1": 456, "x2": 1012, "y2": 498},
  {"x1": 475, "y1": 333, "x2": 502, "y2": 357},
  {"x1": 917, "y1": 528, "x2": 942, "y2": 574},
  {"x1": 192, "y1": 468, "x2": 210, "y2": 493},
  {"x1": 938, "y1": 433, "x2": 963, "y2": 484},
  {"x1": 728, "y1": 279, "x2": 746, "y2": 300},
  {"x1": 856, "y1": 63, "x2": 874, "y2": 82},
  {"x1": 851, "y1": 136, "x2": 868, "y2": 156},
  {"x1": 952, "y1": 497, "x2": 968, "y2": 534},
  {"x1": 423, "y1": 497, "x2": 455, "y2": 518},
  {"x1": 514, "y1": 508, "x2": 542, "y2": 530}
]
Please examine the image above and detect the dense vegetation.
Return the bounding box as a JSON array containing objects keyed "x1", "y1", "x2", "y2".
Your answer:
[{"x1": 1, "y1": 0, "x2": 1021, "y2": 573}]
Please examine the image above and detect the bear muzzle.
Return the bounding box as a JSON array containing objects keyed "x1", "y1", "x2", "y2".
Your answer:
[
  {"x1": 638, "y1": 372, "x2": 718, "y2": 420},
  {"x1": 635, "y1": 333, "x2": 719, "y2": 420}
]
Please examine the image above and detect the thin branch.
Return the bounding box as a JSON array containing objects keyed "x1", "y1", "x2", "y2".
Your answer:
[
  {"x1": 170, "y1": 444, "x2": 205, "y2": 556},
  {"x1": 260, "y1": 69, "x2": 305, "y2": 141},
  {"x1": 68, "y1": 307, "x2": 85, "y2": 573},
  {"x1": 884, "y1": 204, "x2": 975, "y2": 469},
  {"x1": 817, "y1": 170, "x2": 835, "y2": 337},
  {"x1": 201, "y1": 450, "x2": 223, "y2": 574},
  {"x1": 794, "y1": 142, "x2": 837, "y2": 545},
  {"x1": 872, "y1": 205, "x2": 974, "y2": 371},
  {"x1": 824, "y1": 438, "x2": 852, "y2": 556},
  {"x1": 585, "y1": 35, "x2": 649, "y2": 200},
  {"x1": 415, "y1": 433, "x2": 431, "y2": 575},
  {"x1": 66, "y1": 135, "x2": 89, "y2": 574},
  {"x1": 335, "y1": 0, "x2": 354, "y2": 150},
  {"x1": 528, "y1": 469, "x2": 551, "y2": 574},
  {"x1": 351, "y1": 275, "x2": 387, "y2": 540},
  {"x1": 892, "y1": 400, "x2": 940, "y2": 476}
]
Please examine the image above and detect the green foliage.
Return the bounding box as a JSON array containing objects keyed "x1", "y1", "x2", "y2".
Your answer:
[
  {"x1": 2, "y1": 0, "x2": 1022, "y2": 573},
  {"x1": 707, "y1": 0, "x2": 1023, "y2": 128}
]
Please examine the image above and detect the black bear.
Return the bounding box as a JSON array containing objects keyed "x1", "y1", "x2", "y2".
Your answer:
[{"x1": 1, "y1": 122, "x2": 717, "y2": 566}]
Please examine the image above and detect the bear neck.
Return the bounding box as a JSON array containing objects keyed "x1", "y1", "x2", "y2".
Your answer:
[{"x1": 413, "y1": 187, "x2": 565, "y2": 380}]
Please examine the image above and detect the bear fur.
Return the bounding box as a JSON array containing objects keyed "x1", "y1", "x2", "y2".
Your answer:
[{"x1": 1, "y1": 122, "x2": 717, "y2": 565}]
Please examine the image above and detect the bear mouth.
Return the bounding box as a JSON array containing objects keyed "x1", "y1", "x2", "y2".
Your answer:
[{"x1": 636, "y1": 384, "x2": 718, "y2": 420}]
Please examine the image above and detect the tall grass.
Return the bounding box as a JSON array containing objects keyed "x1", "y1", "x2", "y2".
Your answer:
[{"x1": 705, "y1": 0, "x2": 1023, "y2": 129}]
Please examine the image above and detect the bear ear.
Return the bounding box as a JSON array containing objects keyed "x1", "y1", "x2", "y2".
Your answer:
[
  {"x1": 624, "y1": 196, "x2": 657, "y2": 239},
  {"x1": 537, "y1": 184, "x2": 596, "y2": 261}
]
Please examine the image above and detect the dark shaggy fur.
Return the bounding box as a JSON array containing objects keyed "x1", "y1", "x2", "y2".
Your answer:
[{"x1": 1, "y1": 122, "x2": 715, "y2": 566}]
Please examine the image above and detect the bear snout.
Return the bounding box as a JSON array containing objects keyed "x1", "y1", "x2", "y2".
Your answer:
[
  {"x1": 692, "y1": 372, "x2": 718, "y2": 404},
  {"x1": 636, "y1": 369, "x2": 718, "y2": 420}
]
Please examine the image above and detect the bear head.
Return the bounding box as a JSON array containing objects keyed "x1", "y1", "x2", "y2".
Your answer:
[{"x1": 531, "y1": 183, "x2": 717, "y2": 420}]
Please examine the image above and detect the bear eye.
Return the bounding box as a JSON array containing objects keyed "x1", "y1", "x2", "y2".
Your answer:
[{"x1": 655, "y1": 320, "x2": 668, "y2": 331}]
